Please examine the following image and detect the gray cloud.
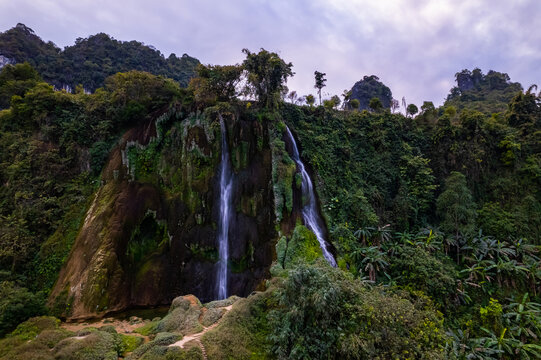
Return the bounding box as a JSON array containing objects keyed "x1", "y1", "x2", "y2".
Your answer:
[{"x1": 1, "y1": 0, "x2": 540, "y2": 107}]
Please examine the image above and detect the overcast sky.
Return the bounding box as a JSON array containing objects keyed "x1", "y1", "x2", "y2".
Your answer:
[{"x1": 1, "y1": 0, "x2": 540, "y2": 107}]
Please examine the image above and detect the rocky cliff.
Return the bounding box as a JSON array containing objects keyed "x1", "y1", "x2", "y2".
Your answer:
[{"x1": 49, "y1": 104, "x2": 276, "y2": 319}]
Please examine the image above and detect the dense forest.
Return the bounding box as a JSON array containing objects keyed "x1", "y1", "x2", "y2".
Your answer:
[
  {"x1": 0, "y1": 23, "x2": 199, "y2": 93},
  {"x1": 0, "y1": 24, "x2": 539, "y2": 360}
]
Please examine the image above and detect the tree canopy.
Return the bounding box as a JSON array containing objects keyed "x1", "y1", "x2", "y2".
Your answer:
[{"x1": 242, "y1": 48, "x2": 294, "y2": 108}]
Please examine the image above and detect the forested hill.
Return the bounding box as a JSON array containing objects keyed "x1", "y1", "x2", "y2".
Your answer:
[
  {"x1": 0, "y1": 23, "x2": 199, "y2": 92},
  {"x1": 445, "y1": 68, "x2": 523, "y2": 114}
]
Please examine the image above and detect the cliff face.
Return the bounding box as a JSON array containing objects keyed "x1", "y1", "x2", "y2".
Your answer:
[{"x1": 49, "y1": 106, "x2": 276, "y2": 319}]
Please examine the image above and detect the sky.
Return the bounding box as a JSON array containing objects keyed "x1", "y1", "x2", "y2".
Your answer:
[{"x1": 1, "y1": 0, "x2": 540, "y2": 107}]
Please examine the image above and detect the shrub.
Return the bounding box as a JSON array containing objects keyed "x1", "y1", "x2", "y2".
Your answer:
[
  {"x1": 0, "y1": 282, "x2": 47, "y2": 336},
  {"x1": 269, "y1": 262, "x2": 447, "y2": 359}
]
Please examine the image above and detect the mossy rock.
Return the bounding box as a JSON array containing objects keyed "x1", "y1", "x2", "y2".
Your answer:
[
  {"x1": 201, "y1": 291, "x2": 273, "y2": 359},
  {"x1": 133, "y1": 320, "x2": 159, "y2": 336},
  {"x1": 121, "y1": 334, "x2": 145, "y2": 355},
  {"x1": 281, "y1": 225, "x2": 323, "y2": 268},
  {"x1": 170, "y1": 295, "x2": 202, "y2": 312},
  {"x1": 34, "y1": 329, "x2": 75, "y2": 349},
  {"x1": 200, "y1": 308, "x2": 226, "y2": 327},
  {"x1": 126, "y1": 332, "x2": 182, "y2": 360},
  {"x1": 0, "y1": 318, "x2": 74, "y2": 360},
  {"x1": 204, "y1": 295, "x2": 240, "y2": 309},
  {"x1": 166, "y1": 346, "x2": 204, "y2": 360},
  {"x1": 155, "y1": 297, "x2": 203, "y2": 335},
  {"x1": 9, "y1": 316, "x2": 60, "y2": 340},
  {"x1": 52, "y1": 329, "x2": 121, "y2": 360}
]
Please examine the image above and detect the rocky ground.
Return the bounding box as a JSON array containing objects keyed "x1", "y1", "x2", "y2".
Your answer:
[{"x1": 0, "y1": 294, "x2": 241, "y2": 360}]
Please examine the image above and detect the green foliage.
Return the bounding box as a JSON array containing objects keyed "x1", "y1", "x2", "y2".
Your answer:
[
  {"x1": 121, "y1": 334, "x2": 145, "y2": 355},
  {"x1": 105, "y1": 70, "x2": 181, "y2": 120},
  {"x1": 446, "y1": 68, "x2": 523, "y2": 114},
  {"x1": 407, "y1": 103, "x2": 419, "y2": 117},
  {"x1": 349, "y1": 98, "x2": 360, "y2": 109},
  {"x1": 436, "y1": 172, "x2": 476, "y2": 237},
  {"x1": 269, "y1": 262, "x2": 447, "y2": 359},
  {"x1": 0, "y1": 24, "x2": 199, "y2": 92},
  {"x1": 8, "y1": 316, "x2": 59, "y2": 340},
  {"x1": 201, "y1": 290, "x2": 274, "y2": 360},
  {"x1": 189, "y1": 63, "x2": 243, "y2": 107},
  {"x1": 0, "y1": 282, "x2": 47, "y2": 336},
  {"x1": 133, "y1": 321, "x2": 159, "y2": 336},
  {"x1": 278, "y1": 225, "x2": 323, "y2": 268},
  {"x1": 390, "y1": 246, "x2": 458, "y2": 307},
  {"x1": 368, "y1": 96, "x2": 383, "y2": 112},
  {"x1": 304, "y1": 94, "x2": 315, "y2": 107},
  {"x1": 270, "y1": 123, "x2": 297, "y2": 222},
  {"x1": 126, "y1": 212, "x2": 169, "y2": 265},
  {"x1": 281, "y1": 103, "x2": 428, "y2": 231},
  {"x1": 0, "y1": 62, "x2": 41, "y2": 109},
  {"x1": 242, "y1": 48, "x2": 294, "y2": 108}
]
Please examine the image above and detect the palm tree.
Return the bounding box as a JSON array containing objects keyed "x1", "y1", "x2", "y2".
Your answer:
[{"x1": 341, "y1": 89, "x2": 351, "y2": 109}]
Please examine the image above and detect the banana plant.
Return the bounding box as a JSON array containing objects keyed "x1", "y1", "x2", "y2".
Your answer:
[{"x1": 358, "y1": 246, "x2": 388, "y2": 282}]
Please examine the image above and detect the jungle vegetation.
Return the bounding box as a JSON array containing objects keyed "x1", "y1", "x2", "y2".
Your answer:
[{"x1": 0, "y1": 24, "x2": 540, "y2": 359}]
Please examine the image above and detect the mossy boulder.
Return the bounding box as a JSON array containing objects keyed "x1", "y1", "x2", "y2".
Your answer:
[
  {"x1": 52, "y1": 329, "x2": 121, "y2": 360},
  {"x1": 277, "y1": 224, "x2": 323, "y2": 268},
  {"x1": 126, "y1": 332, "x2": 182, "y2": 360},
  {"x1": 155, "y1": 296, "x2": 203, "y2": 335}
]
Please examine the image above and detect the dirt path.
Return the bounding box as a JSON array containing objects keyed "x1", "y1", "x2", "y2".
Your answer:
[{"x1": 169, "y1": 304, "x2": 233, "y2": 357}]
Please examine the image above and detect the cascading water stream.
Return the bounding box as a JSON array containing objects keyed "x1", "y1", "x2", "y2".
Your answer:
[
  {"x1": 216, "y1": 116, "x2": 234, "y2": 299},
  {"x1": 285, "y1": 126, "x2": 337, "y2": 267}
]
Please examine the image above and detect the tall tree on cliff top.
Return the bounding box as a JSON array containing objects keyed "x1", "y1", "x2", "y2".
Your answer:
[
  {"x1": 314, "y1": 71, "x2": 327, "y2": 106},
  {"x1": 242, "y1": 48, "x2": 293, "y2": 109}
]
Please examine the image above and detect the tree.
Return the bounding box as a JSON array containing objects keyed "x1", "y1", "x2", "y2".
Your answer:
[
  {"x1": 323, "y1": 99, "x2": 335, "y2": 110},
  {"x1": 330, "y1": 95, "x2": 341, "y2": 109},
  {"x1": 314, "y1": 71, "x2": 327, "y2": 106},
  {"x1": 195, "y1": 63, "x2": 242, "y2": 102},
  {"x1": 0, "y1": 215, "x2": 33, "y2": 273},
  {"x1": 397, "y1": 154, "x2": 437, "y2": 225},
  {"x1": 349, "y1": 98, "x2": 360, "y2": 110},
  {"x1": 368, "y1": 97, "x2": 383, "y2": 112},
  {"x1": 391, "y1": 98, "x2": 399, "y2": 113},
  {"x1": 406, "y1": 103, "x2": 418, "y2": 117},
  {"x1": 287, "y1": 90, "x2": 297, "y2": 104},
  {"x1": 0, "y1": 62, "x2": 41, "y2": 109},
  {"x1": 242, "y1": 48, "x2": 294, "y2": 109},
  {"x1": 341, "y1": 90, "x2": 351, "y2": 109},
  {"x1": 436, "y1": 172, "x2": 476, "y2": 262},
  {"x1": 305, "y1": 94, "x2": 315, "y2": 107}
]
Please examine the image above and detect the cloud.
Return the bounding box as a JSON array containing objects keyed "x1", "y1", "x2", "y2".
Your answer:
[{"x1": 1, "y1": 0, "x2": 540, "y2": 107}]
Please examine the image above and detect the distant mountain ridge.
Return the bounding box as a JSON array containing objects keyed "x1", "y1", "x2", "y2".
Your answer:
[{"x1": 0, "y1": 23, "x2": 199, "y2": 91}]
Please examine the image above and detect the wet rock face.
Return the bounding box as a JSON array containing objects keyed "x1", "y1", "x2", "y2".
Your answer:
[{"x1": 50, "y1": 108, "x2": 276, "y2": 319}]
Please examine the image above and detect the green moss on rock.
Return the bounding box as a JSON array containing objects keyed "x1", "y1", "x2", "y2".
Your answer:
[{"x1": 280, "y1": 224, "x2": 323, "y2": 268}]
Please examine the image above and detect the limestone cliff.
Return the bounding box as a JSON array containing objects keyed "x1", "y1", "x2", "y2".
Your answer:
[{"x1": 49, "y1": 105, "x2": 276, "y2": 319}]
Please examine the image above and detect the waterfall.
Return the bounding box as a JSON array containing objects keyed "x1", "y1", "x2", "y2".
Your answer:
[
  {"x1": 285, "y1": 126, "x2": 337, "y2": 267},
  {"x1": 216, "y1": 116, "x2": 234, "y2": 299}
]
